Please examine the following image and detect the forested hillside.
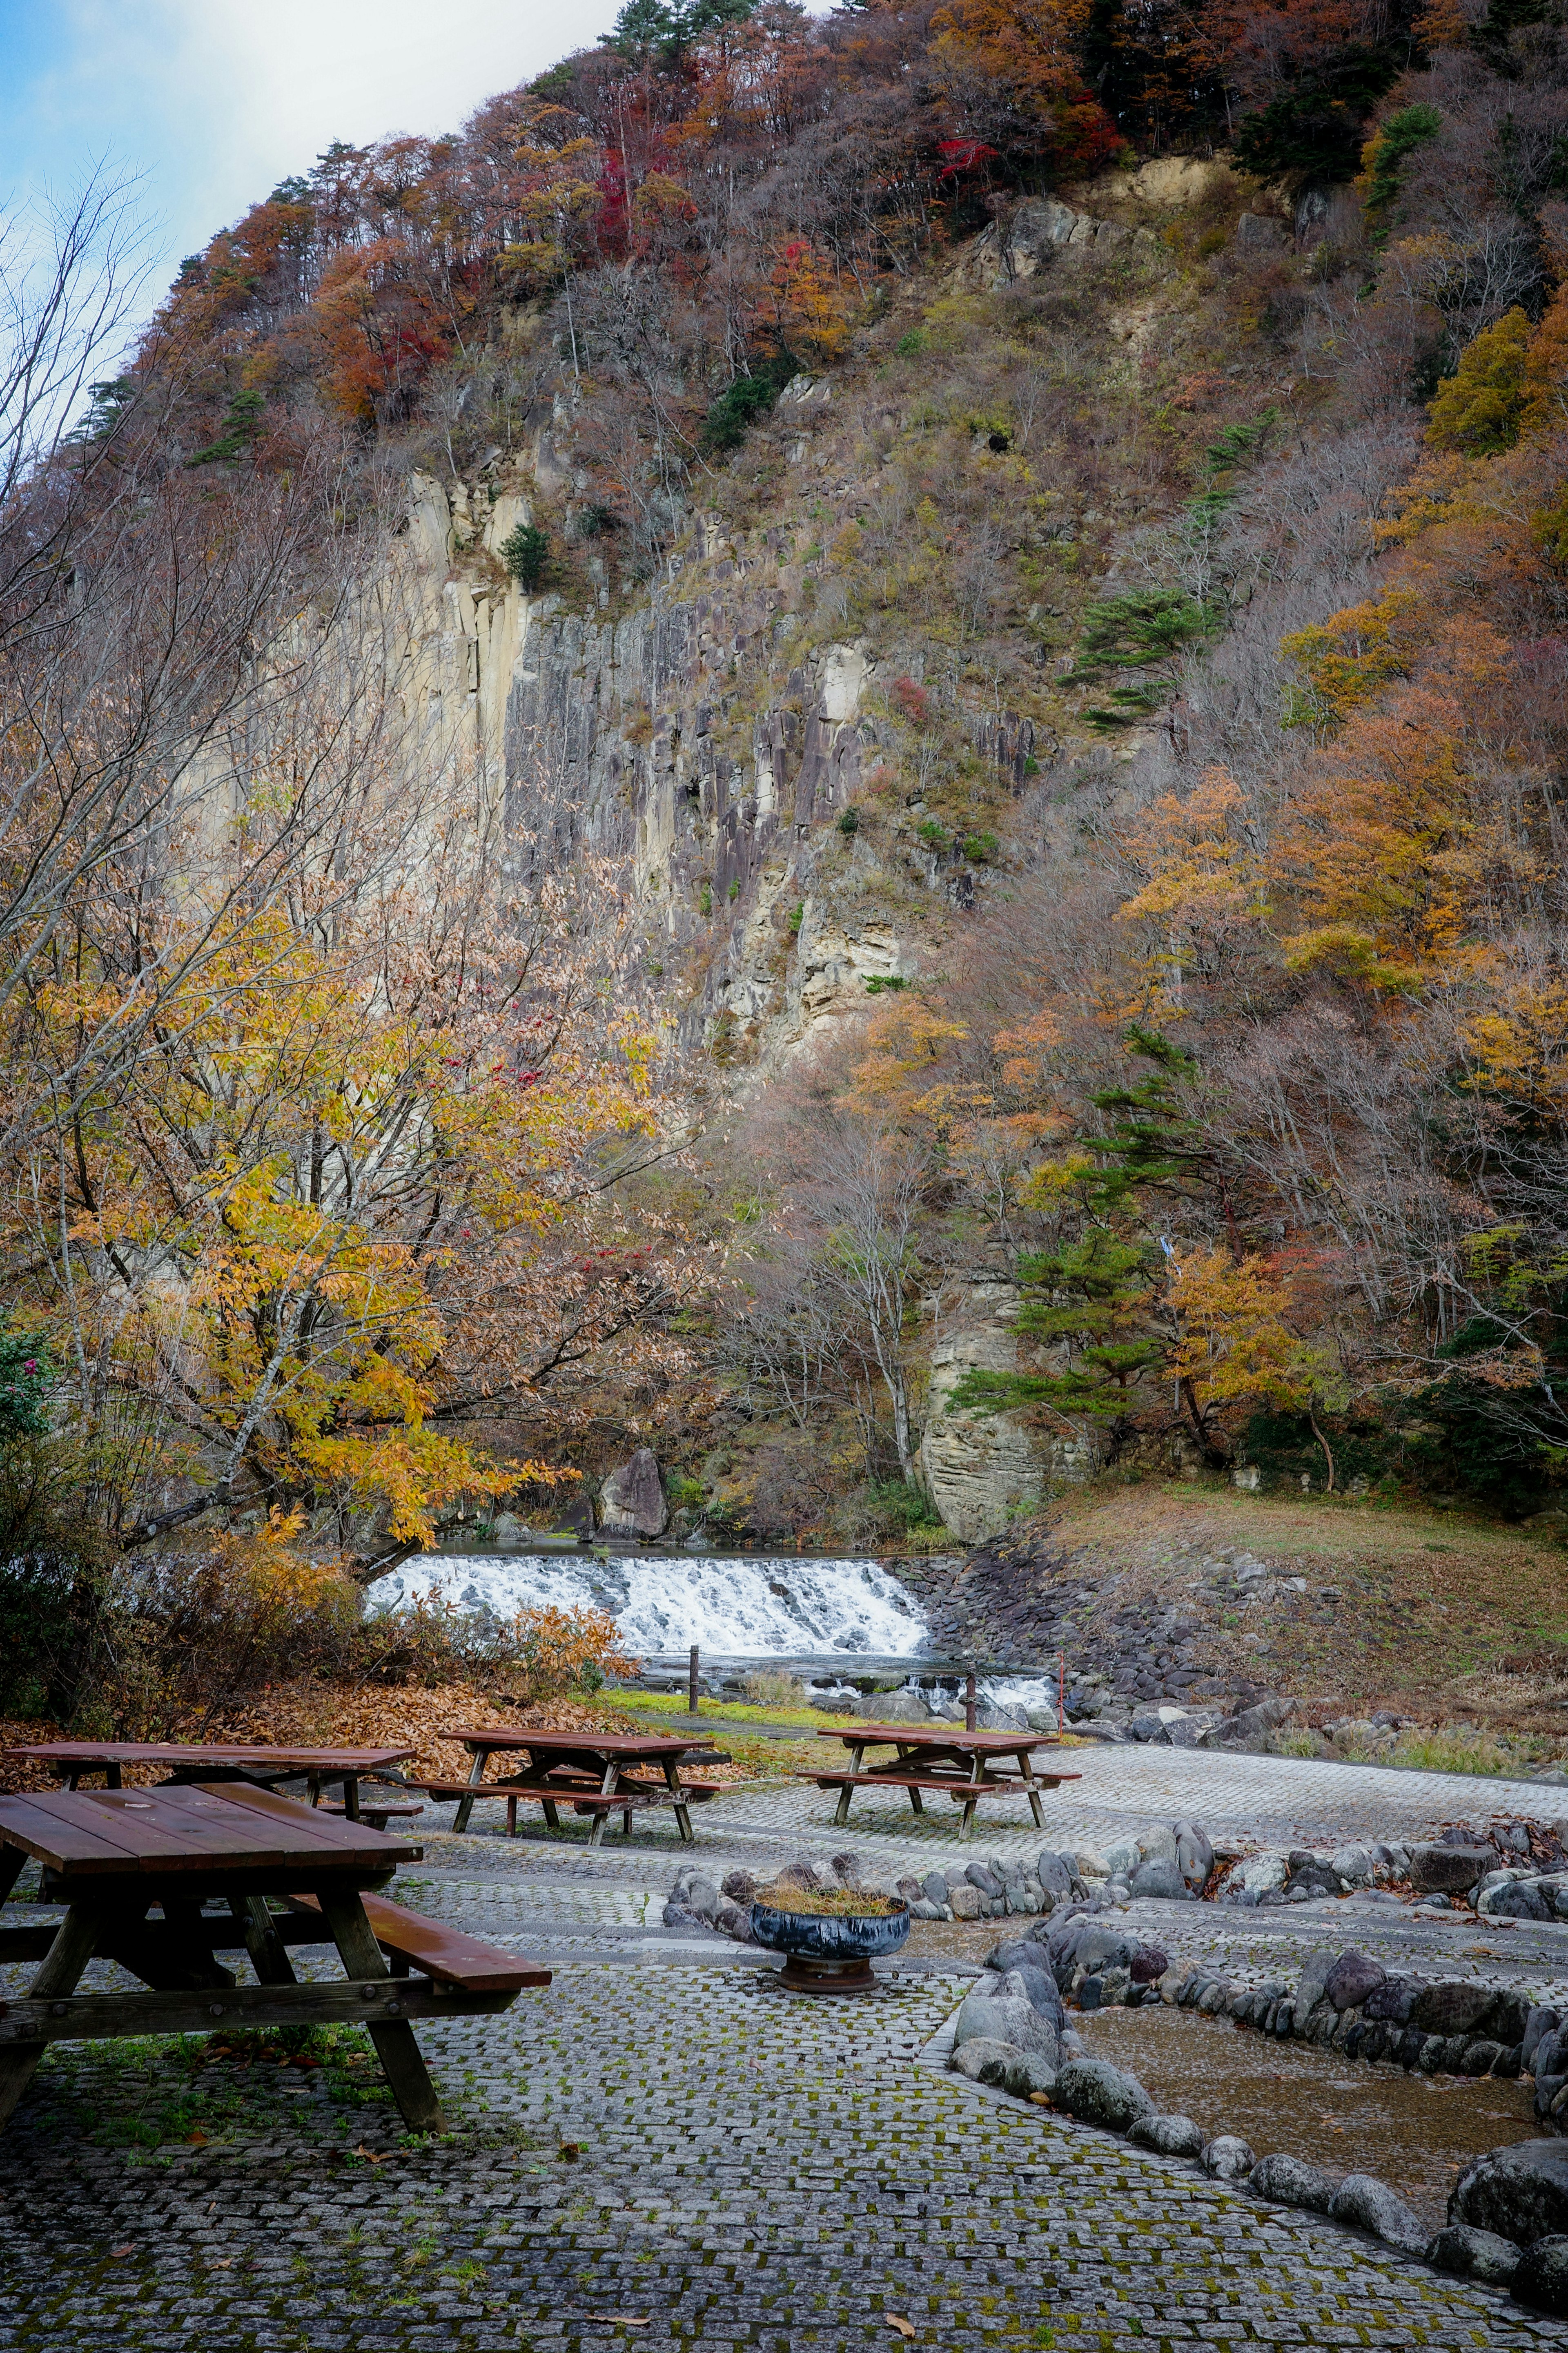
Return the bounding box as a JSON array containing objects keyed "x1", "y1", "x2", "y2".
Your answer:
[{"x1": 6, "y1": 0, "x2": 1568, "y2": 1579}]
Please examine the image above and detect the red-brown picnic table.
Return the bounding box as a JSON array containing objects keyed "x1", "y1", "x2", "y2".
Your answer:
[
  {"x1": 425, "y1": 1726, "x2": 729, "y2": 1847},
  {"x1": 9, "y1": 1742, "x2": 416, "y2": 1822},
  {"x1": 798, "y1": 1725, "x2": 1082, "y2": 1842},
  {"x1": 0, "y1": 1781, "x2": 548, "y2": 2138}
]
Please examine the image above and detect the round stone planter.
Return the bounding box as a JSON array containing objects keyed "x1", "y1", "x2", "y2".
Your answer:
[{"x1": 750, "y1": 1897, "x2": 910, "y2": 1994}]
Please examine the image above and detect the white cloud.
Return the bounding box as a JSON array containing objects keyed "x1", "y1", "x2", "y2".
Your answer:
[{"x1": 7, "y1": 0, "x2": 622, "y2": 278}]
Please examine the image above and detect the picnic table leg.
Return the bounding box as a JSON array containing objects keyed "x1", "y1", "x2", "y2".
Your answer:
[
  {"x1": 0, "y1": 1847, "x2": 25, "y2": 1906},
  {"x1": 506, "y1": 1795, "x2": 517, "y2": 1838},
  {"x1": 105, "y1": 1763, "x2": 122, "y2": 1790},
  {"x1": 0, "y1": 1903, "x2": 105, "y2": 2129},
  {"x1": 658, "y1": 1759, "x2": 693, "y2": 1843},
  {"x1": 308, "y1": 1775, "x2": 321, "y2": 1808},
  {"x1": 1016, "y1": 1749, "x2": 1045, "y2": 1831},
  {"x1": 453, "y1": 1750, "x2": 487, "y2": 1835},
  {"x1": 588, "y1": 1760, "x2": 621, "y2": 1849},
  {"x1": 342, "y1": 1777, "x2": 361, "y2": 1824},
  {"x1": 957, "y1": 1755, "x2": 987, "y2": 1843},
  {"x1": 833, "y1": 1742, "x2": 866, "y2": 1828},
  {"x1": 541, "y1": 1799, "x2": 560, "y2": 1829},
  {"x1": 316, "y1": 1888, "x2": 445, "y2": 2135},
  {"x1": 230, "y1": 1894, "x2": 297, "y2": 1986}
]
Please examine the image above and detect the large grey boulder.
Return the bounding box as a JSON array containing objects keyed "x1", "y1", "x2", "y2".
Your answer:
[
  {"x1": 1411, "y1": 1982, "x2": 1494, "y2": 2036},
  {"x1": 1452, "y1": 2141, "x2": 1568, "y2": 2244},
  {"x1": 983, "y1": 1943, "x2": 1067, "y2": 2025},
  {"x1": 1036, "y1": 1851, "x2": 1075, "y2": 1901},
  {"x1": 1329, "y1": 2173, "x2": 1428, "y2": 2252},
  {"x1": 953, "y1": 1987, "x2": 1060, "y2": 2065},
  {"x1": 1129, "y1": 1857, "x2": 1192, "y2": 1901},
  {"x1": 1425, "y1": 2225, "x2": 1521, "y2": 2284},
  {"x1": 1128, "y1": 2113, "x2": 1204, "y2": 2157},
  {"x1": 1514, "y1": 2235, "x2": 1568, "y2": 2315},
  {"x1": 1051, "y1": 2058, "x2": 1154, "y2": 2132},
  {"x1": 1003, "y1": 2050, "x2": 1058, "y2": 2098},
  {"x1": 598, "y1": 1447, "x2": 668, "y2": 1538},
  {"x1": 1409, "y1": 1842, "x2": 1492, "y2": 1895},
  {"x1": 1202, "y1": 2135, "x2": 1255, "y2": 2181},
  {"x1": 951, "y1": 2037, "x2": 1020, "y2": 2086},
  {"x1": 1325, "y1": 1951, "x2": 1386, "y2": 2011},
  {"x1": 1250, "y1": 2153, "x2": 1338, "y2": 2212}
]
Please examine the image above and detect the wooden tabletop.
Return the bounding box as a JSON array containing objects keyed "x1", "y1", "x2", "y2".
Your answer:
[
  {"x1": 815, "y1": 1726, "x2": 1063, "y2": 1751},
  {"x1": 9, "y1": 1742, "x2": 415, "y2": 1773},
  {"x1": 445, "y1": 1726, "x2": 722, "y2": 1758},
  {"x1": 0, "y1": 1782, "x2": 425, "y2": 1882}
]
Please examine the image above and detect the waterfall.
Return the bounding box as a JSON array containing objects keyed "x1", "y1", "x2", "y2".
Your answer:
[{"x1": 377, "y1": 1551, "x2": 931, "y2": 1659}]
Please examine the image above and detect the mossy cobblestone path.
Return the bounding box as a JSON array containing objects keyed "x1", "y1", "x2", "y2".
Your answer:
[{"x1": 3, "y1": 1752, "x2": 1567, "y2": 2351}]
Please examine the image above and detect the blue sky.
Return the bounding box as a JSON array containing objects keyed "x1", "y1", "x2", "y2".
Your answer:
[{"x1": 0, "y1": 2, "x2": 623, "y2": 322}]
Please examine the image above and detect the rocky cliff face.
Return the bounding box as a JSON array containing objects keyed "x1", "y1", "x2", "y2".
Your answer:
[{"x1": 388, "y1": 360, "x2": 1067, "y2": 1536}]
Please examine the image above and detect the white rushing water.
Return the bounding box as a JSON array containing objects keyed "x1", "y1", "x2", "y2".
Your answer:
[{"x1": 376, "y1": 1551, "x2": 930, "y2": 1659}]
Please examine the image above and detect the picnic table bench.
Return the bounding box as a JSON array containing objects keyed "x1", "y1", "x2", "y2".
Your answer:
[
  {"x1": 420, "y1": 1728, "x2": 729, "y2": 1846},
  {"x1": 0, "y1": 1780, "x2": 547, "y2": 2136},
  {"x1": 800, "y1": 1725, "x2": 1081, "y2": 1841}
]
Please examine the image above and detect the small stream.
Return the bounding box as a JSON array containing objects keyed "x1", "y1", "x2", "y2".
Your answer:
[{"x1": 1078, "y1": 2004, "x2": 1539, "y2": 2232}]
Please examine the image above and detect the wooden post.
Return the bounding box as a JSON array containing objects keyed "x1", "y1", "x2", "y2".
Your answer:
[
  {"x1": 964, "y1": 1672, "x2": 977, "y2": 1733},
  {"x1": 688, "y1": 1644, "x2": 699, "y2": 1716}
]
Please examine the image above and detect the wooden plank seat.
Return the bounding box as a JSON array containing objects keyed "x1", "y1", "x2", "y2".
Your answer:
[
  {"x1": 411, "y1": 1775, "x2": 724, "y2": 1841},
  {"x1": 807, "y1": 1770, "x2": 1078, "y2": 1792},
  {"x1": 283, "y1": 1891, "x2": 549, "y2": 1994},
  {"x1": 318, "y1": 1800, "x2": 426, "y2": 1832}
]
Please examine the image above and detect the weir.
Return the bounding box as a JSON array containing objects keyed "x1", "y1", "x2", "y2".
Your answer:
[{"x1": 379, "y1": 1551, "x2": 931, "y2": 1662}]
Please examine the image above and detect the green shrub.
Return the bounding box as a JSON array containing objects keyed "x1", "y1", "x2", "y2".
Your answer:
[
  {"x1": 871, "y1": 1479, "x2": 944, "y2": 1532},
  {"x1": 837, "y1": 807, "x2": 860, "y2": 835},
  {"x1": 700, "y1": 350, "x2": 799, "y2": 451},
  {"x1": 500, "y1": 522, "x2": 551, "y2": 590},
  {"x1": 962, "y1": 831, "x2": 999, "y2": 863}
]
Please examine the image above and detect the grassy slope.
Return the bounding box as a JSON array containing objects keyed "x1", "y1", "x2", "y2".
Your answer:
[{"x1": 1044, "y1": 1481, "x2": 1568, "y2": 1742}]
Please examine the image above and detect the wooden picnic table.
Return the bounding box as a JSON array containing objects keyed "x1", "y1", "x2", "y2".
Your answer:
[
  {"x1": 10, "y1": 1742, "x2": 416, "y2": 1822},
  {"x1": 423, "y1": 1727, "x2": 729, "y2": 1847},
  {"x1": 800, "y1": 1724, "x2": 1082, "y2": 1842},
  {"x1": 0, "y1": 1781, "x2": 548, "y2": 2137}
]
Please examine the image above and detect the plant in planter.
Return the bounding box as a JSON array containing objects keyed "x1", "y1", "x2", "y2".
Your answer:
[{"x1": 751, "y1": 1878, "x2": 910, "y2": 1994}]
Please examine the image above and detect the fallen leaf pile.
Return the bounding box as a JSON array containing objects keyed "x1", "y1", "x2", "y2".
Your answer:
[{"x1": 2, "y1": 1681, "x2": 775, "y2": 1790}]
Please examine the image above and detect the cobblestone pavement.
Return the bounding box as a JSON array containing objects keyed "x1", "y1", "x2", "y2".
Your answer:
[{"x1": 4, "y1": 1753, "x2": 1568, "y2": 2351}]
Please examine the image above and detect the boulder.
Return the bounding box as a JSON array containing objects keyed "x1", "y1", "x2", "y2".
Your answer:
[
  {"x1": 1036, "y1": 1851, "x2": 1075, "y2": 1901},
  {"x1": 1175, "y1": 1821, "x2": 1214, "y2": 1891},
  {"x1": 1408, "y1": 1842, "x2": 1492, "y2": 1895},
  {"x1": 1329, "y1": 1844, "x2": 1374, "y2": 1887},
  {"x1": 1523, "y1": 2006, "x2": 1562, "y2": 2071},
  {"x1": 1128, "y1": 2113, "x2": 1205, "y2": 2157},
  {"x1": 1363, "y1": 1976, "x2": 1418, "y2": 2025},
  {"x1": 1514, "y1": 2235, "x2": 1568, "y2": 2316},
  {"x1": 1002, "y1": 2050, "x2": 1058, "y2": 2099},
  {"x1": 1328, "y1": 2173, "x2": 1428, "y2": 2253},
  {"x1": 951, "y1": 2036, "x2": 1020, "y2": 2085},
  {"x1": 1202, "y1": 2135, "x2": 1255, "y2": 2181},
  {"x1": 1325, "y1": 1951, "x2": 1387, "y2": 2012},
  {"x1": 1411, "y1": 1982, "x2": 1494, "y2": 2038},
  {"x1": 1492, "y1": 1880, "x2": 1552, "y2": 1920},
  {"x1": 1050, "y1": 2057, "x2": 1154, "y2": 2132},
  {"x1": 983, "y1": 1944, "x2": 1067, "y2": 2025},
  {"x1": 1232, "y1": 1851, "x2": 1288, "y2": 1896},
  {"x1": 950, "y1": 1884, "x2": 988, "y2": 1920},
  {"x1": 1250, "y1": 2153, "x2": 1337, "y2": 2212},
  {"x1": 1451, "y1": 2140, "x2": 1568, "y2": 2244},
  {"x1": 1129, "y1": 1858, "x2": 1192, "y2": 1902},
  {"x1": 953, "y1": 1989, "x2": 1060, "y2": 2065},
  {"x1": 722, "y1": 1870, "x2": 760, "y2": 1902},
  {"x1": 597, "y1": 1446, "x2": 668, "y2": 1538},
  {"x1": 1129, "y1": 1942, "x2": 1169, "y2": 1985},
  {"x1": 1478, "y1": 1989, "x2": 1531, "y2": 2048},
  {"x1": 922, "y1": 1869, "x2": 951, "y2": 1909},
  {"x1": 1425, "y1": 2225, "x2": 1521, "y2": 2284}
]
